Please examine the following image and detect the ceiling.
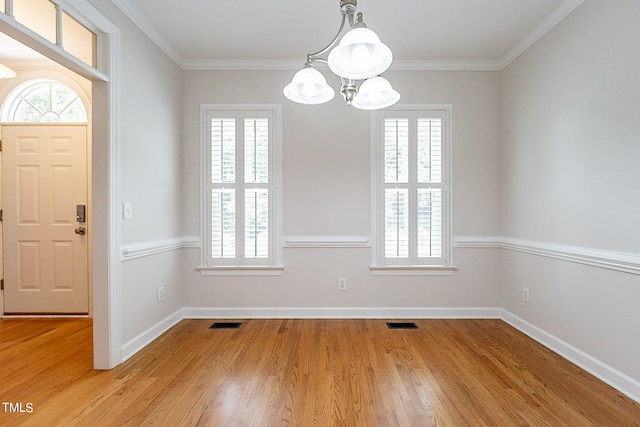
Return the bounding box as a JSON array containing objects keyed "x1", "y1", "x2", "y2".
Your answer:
[
  {"x1": 0, "y1": 0, "x2": 584, "y2": 70},
  {"x1": 120, "y1": 0, "x2": 581, "y2": 70}
]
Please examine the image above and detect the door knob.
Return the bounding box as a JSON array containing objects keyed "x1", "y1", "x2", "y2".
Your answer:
[{"x1": 75, "y1": 227, "x2": 87, "y2": 235}]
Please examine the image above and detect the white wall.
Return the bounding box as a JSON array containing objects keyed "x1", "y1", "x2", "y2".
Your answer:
[
  {"x1": 181, "y1": 70, "x2": 501, "y2": 309},
  {"x1": 88, "y1": 0, "x2": 185, "y2": 344},
  {"x1": 499, "y1": 0, "x2": 640, "y2": 382},
  {"x1": 90, "y1": 0, "x2": 640, "y2": 396}
]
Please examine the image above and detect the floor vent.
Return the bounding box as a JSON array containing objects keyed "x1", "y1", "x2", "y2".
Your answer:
[
  {"x1": 386, "y1": 322, "x2": 418, "y2": 329},
  {"x1": 210, "y1": 322, "x2": 242, "y2": 329}
]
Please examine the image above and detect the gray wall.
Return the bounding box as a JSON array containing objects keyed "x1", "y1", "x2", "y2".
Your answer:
[
  {"x1": 14, "y1": 0, "x2": 633, "y2": 390},
  {"x1": 180, "y1": 70, "x2": 501, "y2": 309},
  {"x1": 88, "y1": 0, "x2": 185, "y2": 344},
  {"x1": 499, "y1": 0, "x2": 640, "y2": 381}
]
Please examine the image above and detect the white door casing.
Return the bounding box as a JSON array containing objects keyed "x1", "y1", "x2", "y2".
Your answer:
[
  {"x1": 1, "y1": 0, "x2": 121, "y2": 368},
  {"x1": 2, "y1": 124, "x2": 88, "y2": 313}
]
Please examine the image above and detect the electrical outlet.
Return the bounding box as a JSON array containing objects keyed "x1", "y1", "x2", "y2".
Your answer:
[
  {"x1": 522, "y1": 287, "x2": 530, "y2": 303},
  {"x1": 338, "y1": 278, "x2": 347, "y2": 291},
  {"x1": 157, "y1": 287, "x2": 165, "y2": 302}
]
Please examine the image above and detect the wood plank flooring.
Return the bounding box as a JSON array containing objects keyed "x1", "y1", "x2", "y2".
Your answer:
[{"x1": 1, "y1": 318, "x2": 639, "y2": 426}]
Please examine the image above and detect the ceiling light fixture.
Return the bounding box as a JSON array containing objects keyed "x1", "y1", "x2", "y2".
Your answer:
[
  {"x1": 283, "y1": 0, "x2": 399, "y2": 110},
  {"x1": 0, "y1": 63, "x2": 17, "y2": 80}
]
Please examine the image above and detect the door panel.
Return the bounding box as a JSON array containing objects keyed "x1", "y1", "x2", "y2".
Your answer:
[
  {"x1": 18, "y1": 166, "x2": 40, "y2": 223},
  {"x1": 3, "y1": 124, "x2": 88, "y2": 314},
  {"x1": 18, "y1": 241, "x2": 40, "y2": 289}
]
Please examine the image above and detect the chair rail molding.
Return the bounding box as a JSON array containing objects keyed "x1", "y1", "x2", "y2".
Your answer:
[
  {"x1": 455, "y1": 236, "x2": 640, "y2": 275},
  {"x1": 283, "y1": 236, "x2": 371, "y2": 248},
  {"x1": 454, "y1": 236, "x2": 502, "y2": 248},
  {"x1": 121, "y1": 236, "x2": 201, "y2": 261}
]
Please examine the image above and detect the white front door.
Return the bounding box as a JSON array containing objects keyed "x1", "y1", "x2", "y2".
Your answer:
[{"x1": 2, "y1": 124, "x2": 88, "y2": 314}]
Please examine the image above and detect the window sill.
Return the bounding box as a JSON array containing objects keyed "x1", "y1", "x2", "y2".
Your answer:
[
  {"x1": 369, "y1": 265, "x2": 458, "y2": 276},
  {"x1": 196, "y1": 266, "x2": 284, "y2": 276}
]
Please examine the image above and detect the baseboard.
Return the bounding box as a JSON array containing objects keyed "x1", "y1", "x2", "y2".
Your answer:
[
  {"x1": 1, "y1": 314, "x2": 90, "y2": 318},
  {"x1": 120, "y1": 309, "x2": 184, "y2": 363},
  {"x1": 120, "y1": 307, "x2": 499, "y2": 362},
  {"x1": 501, "y1": 309, "x2": 640, "y2": 403},
  {"x1": 182, "y1": 306, "x2": 502, "y2": 319},
  {"x1": 118, "y1": 306, "x2": 639, "y2": 404}
]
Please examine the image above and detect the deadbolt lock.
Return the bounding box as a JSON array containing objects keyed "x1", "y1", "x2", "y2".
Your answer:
[{"x1": 76, "y1": 205, "x2": 86, "y2": 223}]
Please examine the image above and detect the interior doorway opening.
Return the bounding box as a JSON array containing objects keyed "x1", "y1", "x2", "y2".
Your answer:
[
  {"x1": 1, "y1": 73, "x2": 91, "y2": 316},
  {"x1": 1, "y1": 0, "x2": 121, "y2": 369}
]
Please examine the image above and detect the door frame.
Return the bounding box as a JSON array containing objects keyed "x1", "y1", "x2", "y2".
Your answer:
[{"x1": 0, "y1": 0, "x2": 122, "y2": 369}]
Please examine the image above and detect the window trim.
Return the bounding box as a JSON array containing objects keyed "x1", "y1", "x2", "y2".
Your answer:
[
  {"x1": 198, "y1": 104, "x2": 283, "y2": 275},
  {"x1": 370, "y1": 104, "x2": 455, "y2": 275}
]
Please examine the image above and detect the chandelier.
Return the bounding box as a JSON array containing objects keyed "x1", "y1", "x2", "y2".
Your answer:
[
  {"x1": 0, "y1": 63, "x2": 17, "y2": 79},
  {"x1": 283, "y1": 0, "x2": 399, "y2": 110}
]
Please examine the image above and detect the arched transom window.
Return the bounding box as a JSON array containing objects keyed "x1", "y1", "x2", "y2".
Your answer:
[{"x1": 3, "y1": 79, "x2": 87, "y2": 123}]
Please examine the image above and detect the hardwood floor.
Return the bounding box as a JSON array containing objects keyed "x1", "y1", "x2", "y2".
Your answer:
[{"x1": 1, "y1": 318, "x2": 639, "y2": 426}]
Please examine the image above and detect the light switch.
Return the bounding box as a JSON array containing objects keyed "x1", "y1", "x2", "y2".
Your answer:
[{"x1": 123, "y1": 203, "x2": 133, "y2": 220}]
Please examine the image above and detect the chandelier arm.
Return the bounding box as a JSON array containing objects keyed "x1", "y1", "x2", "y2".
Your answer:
[
  {"x1": 351, "y1": 12, "x2": 366, "y2": 29},
  {"x1": 346, "y1": 10, "x2": 363, "y2": 29},
  {"x1": 285, "y1": 0, "x2": 398, "y2": 109},
  {"x1": 306, "y1": 12, "x2": 348, "y2": 63}
]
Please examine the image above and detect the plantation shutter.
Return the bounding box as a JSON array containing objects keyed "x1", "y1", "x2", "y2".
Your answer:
[
  {"x1": 416, "y1": 117, "x2": 443, "y2": 258},
  {"x1": 243, "y1": 118, "x2": 270, "y2": 259},
  {"x1": 379, "y1": 111, "x2": 447, "y2": 266},
  {"x1": 210, "y1": 118, "x2": 237, "y2": 259},
  {"x1": 207, "y1": 112, "x2": 273, "y2": 266},
  {"x1": 383, "y1": 118, "x2": 410, "y2": 258}
]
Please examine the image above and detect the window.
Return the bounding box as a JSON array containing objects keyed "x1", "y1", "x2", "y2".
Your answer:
[
  {"x1": 200, "y1": 105, "x2": 282, "y2": 274},
  {"x1": 371, "y1": 106, "x2": 453, "y2": 274},
  {"x1": 3, "y1": 0, "x2": 96, "y2": 67},
  {"x1": 2, "y1": 79, "x2": 88, "y2": 123}
]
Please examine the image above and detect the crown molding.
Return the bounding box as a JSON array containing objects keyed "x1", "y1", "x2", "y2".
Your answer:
[
  {"x1": 181, "y1": 59, "x2": 303, "y2": 71},
  {"x1": 180, "y1": 59, "x2": 504, "y2": 72},
  {"x1": 498, "y1": 0, "x2": 586, "y2": 70},
  {"x1": 113, "y1": 0, "x2": 584, "y2": 73},
  {"x1": 111, "y1": 0, "x2": 185, "y2": 68},
  {"x1": 391, "y1": 60, "x2": 503, "y2": 72}
]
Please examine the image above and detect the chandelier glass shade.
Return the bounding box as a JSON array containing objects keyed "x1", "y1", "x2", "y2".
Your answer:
[
  {"x1": 0, "y1": 63, "x2": 17, "y2": 79},
  {"x1": 327, "y1": 28, "x2": 393, "y2": 80},
  {"x1": 351, "y1": 76, "x2": 400, "y2": 110},
  {"x1": 283, "y1": 66, "x2": 335, "y2": 105},
  {"x1": 283, "y1": 0, "x2": 399, "y2": 110}
]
